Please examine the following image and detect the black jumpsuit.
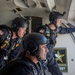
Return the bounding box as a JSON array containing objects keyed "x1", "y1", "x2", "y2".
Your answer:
[
  {"x1": 35, "y1": 25, "x2": 75, "y2": 75},
  {"x1": 0, "y1": 57, "x2": 45, "y2": 75}
]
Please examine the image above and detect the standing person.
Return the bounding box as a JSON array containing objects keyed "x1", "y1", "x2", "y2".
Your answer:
[
  {"x1": 0, "y1": 25, "x2": 12, "y2": 69},
  {"x1": 35, "y1": 11, "x2": 75, "y2": 75},
  {"x1": 8, "y1": 17, "x2": 28, "y2": 62},
  {"x1": 0, "y1": 33, "x2": 49, "y2": 75}
]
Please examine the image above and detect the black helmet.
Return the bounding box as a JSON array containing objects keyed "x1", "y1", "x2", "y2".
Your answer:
[
  {"x1": 49, "y1": 11, "x2": 65, "y2": 24},
  {"x1": 23, "y1": 33, "x2": 48, "y2": 56},
  {"x1": 35, "y1": 25, "x2": 46, "y2": 33},
  {"x1": 0, "y1": 25, "x2": 12, "y2": 47},
  {"x1": 11, "y1": 17, "x2": 28, "y2": 32}
]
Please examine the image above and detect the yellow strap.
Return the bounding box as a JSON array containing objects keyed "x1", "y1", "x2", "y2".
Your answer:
[
  {"x1": 1, "y1": 43, "x2": 7, "y2": 49},
  {"x1": 46, "y1": 33, "x2": 50, "y2": 36},
  {"x1": 4, "y1": 40, "x2": 9, "y2": 44},
  {"x1": 54, "y1": 43, "x2": 56, "y2": 47},
  {"x1": 16, "y1": 44, "x2": 19, "y2": 47},
  {"x1": 0, "y1": 40, "x2": 9, "y2": 49}
]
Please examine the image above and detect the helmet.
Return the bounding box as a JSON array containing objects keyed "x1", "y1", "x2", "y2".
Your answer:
[
  {"x1": 35, "y1": 25, "x2": 46, "y2": 33},
  {"x1": 23, "y1": 33, "x2": 48, "y2": 56},
  {"x1": 11, "y1": 17, "x2": 28, "y2": 32},
  {"x1": 0, "y1": 25, "x2": 12, "y2": 48},
  {"x1": 35, "y1": 25, "x2": 51, "y2": 39},
  {"x1": 49, "y1": 11, "x2": 65, "y2": 24}
]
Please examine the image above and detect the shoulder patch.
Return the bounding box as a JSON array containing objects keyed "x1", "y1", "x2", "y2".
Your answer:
[{"x1": 0, "y1": 30, "x2": 4, "y2": 35}]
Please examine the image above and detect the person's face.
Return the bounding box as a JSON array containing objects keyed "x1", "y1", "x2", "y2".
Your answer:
[
  {"x1": 56, "y1": 18, "x2": 62, "y2": 27},
  {"x1": 17, "y1": 27, "x2": 27, "y2": 38},
  {"x1": 39, "y1": 29, "x2": 45, "y2": 34},
  {"x1": 39, "y1": 44, "x2": 49, "y2": 60}
]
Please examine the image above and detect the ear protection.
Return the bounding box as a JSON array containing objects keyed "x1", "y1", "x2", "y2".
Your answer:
[
  {"x1": 25, "y1": 40, "x2": 38, "y2": 56},
  {"x1": 11, "y1": 23, "x2": 19, "y2": 32}
]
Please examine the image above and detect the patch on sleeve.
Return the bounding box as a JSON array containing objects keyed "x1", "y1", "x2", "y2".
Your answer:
[{"x1": 0, "y1": 30, "x2": 4, "y2": 35}]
